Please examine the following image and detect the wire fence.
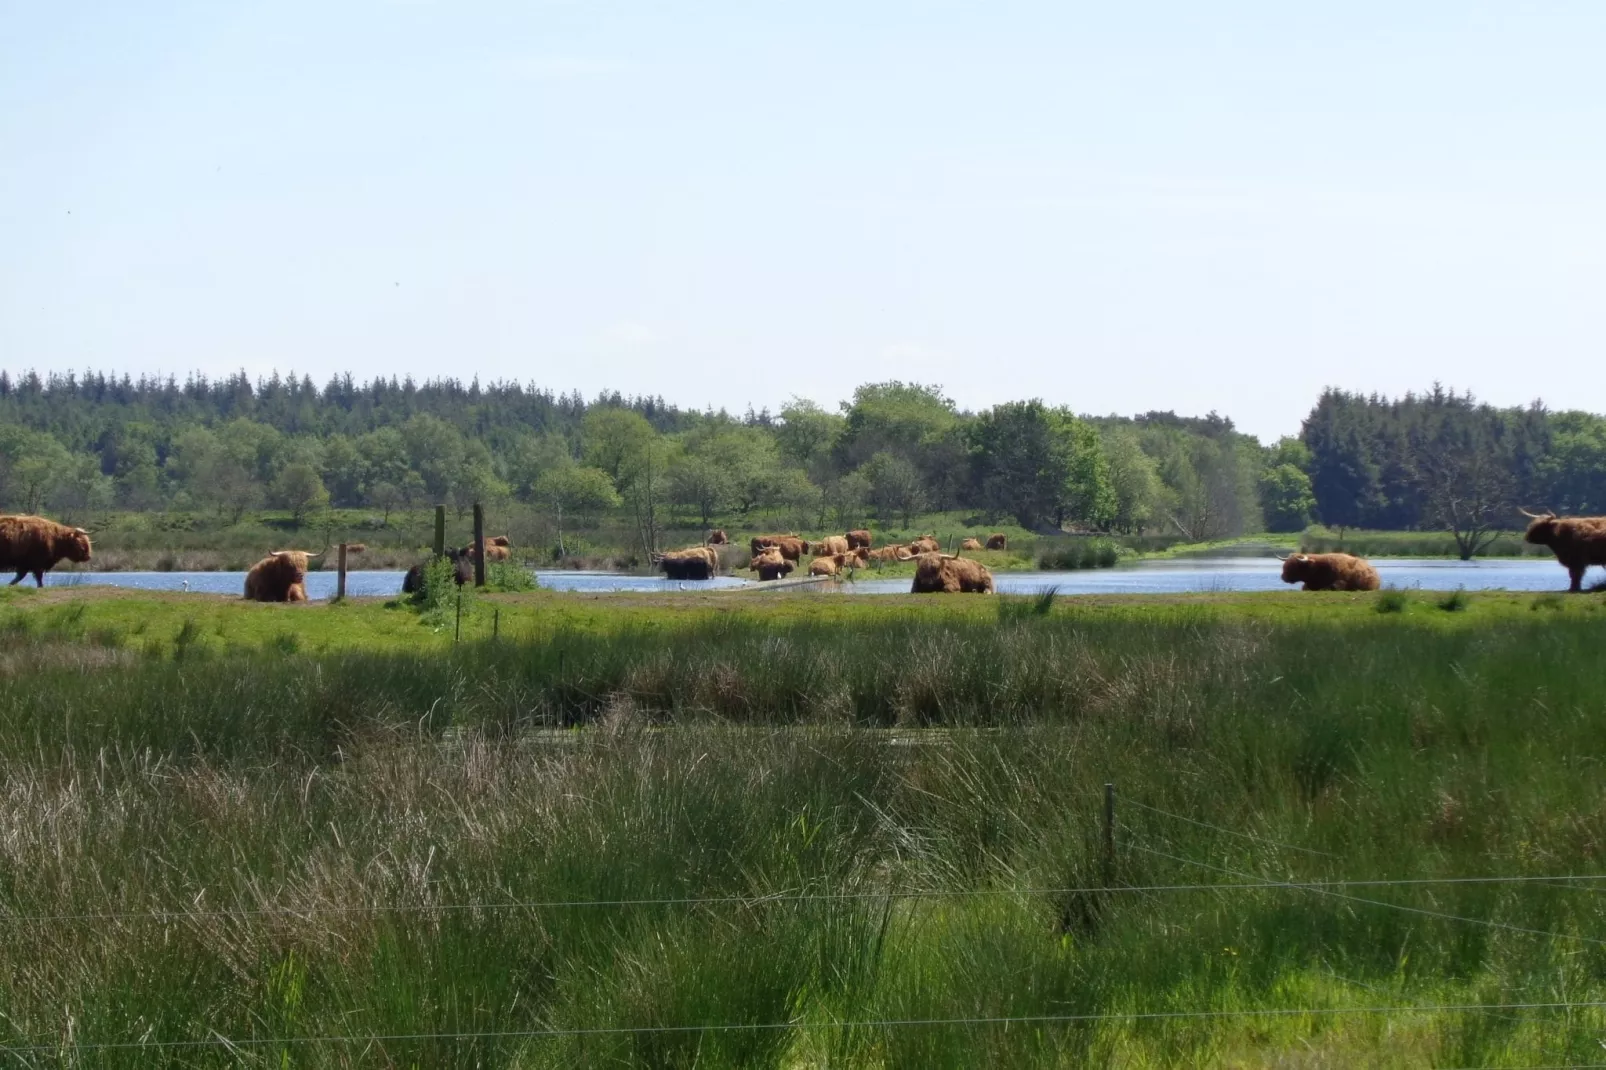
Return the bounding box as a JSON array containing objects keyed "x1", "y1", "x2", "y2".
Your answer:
[
  {"x1": 7, "y1": 1001, "x2": 1606, "y2": 1054},
  {"x1": 7, "y1": 792, "x2": 1606, "y2": 1055},
  {"x1": 5, "y1": 871, "x2": 1606, "y2": 926}
]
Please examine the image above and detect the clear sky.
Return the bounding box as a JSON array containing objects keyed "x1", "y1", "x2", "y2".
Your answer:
[{"x1": 4, "y1": 2, "x2": 1604, "y2": 442}]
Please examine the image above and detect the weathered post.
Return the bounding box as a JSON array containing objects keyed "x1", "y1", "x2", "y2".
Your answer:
[
  {"x1": 433, "y1": 505, "x2": 447, "y2": 559},
  {"x1": 455, "y1": 588, "x2": 462, "y2": 643},
  {"x1": 472, "y1": 503, "x2": 486, "y2": 588},
  {"x1": 1102, "y1": 782, "x2": 1116, "y2": 887},
  {"x1": 493, "y1": 607, "x2": 500, "y2": 641},
  {"x1": 336, "y1": 542, "x2": 348, "y2": 600}
]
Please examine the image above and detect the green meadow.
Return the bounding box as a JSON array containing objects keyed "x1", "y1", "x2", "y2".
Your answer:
[{"x1": 1, "y1": 587, "x2": 1604, "y2": 1066}]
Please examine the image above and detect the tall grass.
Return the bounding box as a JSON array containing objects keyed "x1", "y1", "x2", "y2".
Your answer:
[
  {"x1": 3, "y1": 609, "x2": 1606, "y2": 1064},
  {"x1": 1036, "y1": 538, "x2": 1123, "y2": 570}
]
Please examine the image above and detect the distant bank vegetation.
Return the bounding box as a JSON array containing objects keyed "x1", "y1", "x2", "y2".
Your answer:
[{"x1": 2, "y1": 373, "x2": 1601, "y2": 562}]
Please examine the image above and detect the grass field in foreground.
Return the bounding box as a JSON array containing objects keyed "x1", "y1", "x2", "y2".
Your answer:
[{"x1": 1, "y1": 589, "x2": 1605, "y2": 1066}]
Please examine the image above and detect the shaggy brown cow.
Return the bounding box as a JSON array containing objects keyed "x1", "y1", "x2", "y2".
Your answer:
[
  {"x1": 751, "y1": 535, "x2": 807, "y2": 561},
  {"x1": 845, "y1": 529, "x2": 872, "y2": 550},
  {"x1": 0, "y1": 515, "x2": 93, "y2": 587},
  {"x1": 986, "y1": 533, "x2": 1008, "y2": 551},
  {"x1": 461, "y1": 537, "x2": 512, "y2": 563},
  {"x1": 910, "y1": 553, "x2": 995, "y2": 594},
  {"x1": 960, "y1": 538, "x2": 984, "y2": 551},
  {"x1": 707, "y1": 529, "x2": 729, "y2": 545},
  {"x1": 657, "y1": 545, "x2": 719, "y2": 580},
  {"x1": 1278, "y1": 553, "x2": 1381, "y2": 592},
  {"x1": 244, "y1": 549, "x2": 325, "y2": 602},
  {"x1": 1521, "y1": 510, "x2": 1606, "y2": 591},
  {"x1": 811, "y1": 534, "x2": 850, "y2": 557},
  {"x1": 906, "y1": 535, "x2": 941, "y2": 555},
  {"x1": 809, "y1": 555, "x2": 840, "y2": 577},
  {"x1": 401, "y1": 549, "x2": 474, "y2": 595},
  {"x1": 749, "y1": 546, "x2": 796, "y2": 581}
]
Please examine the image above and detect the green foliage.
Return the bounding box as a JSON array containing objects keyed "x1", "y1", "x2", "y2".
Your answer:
[
  {"x1": 1437, "y1": 587, "x2": 1471, "y2": 612},
  {"x1": 1259, "y1": 463, "x2": 1317, "y2": 533},
  {"x1": 1036, "y1": 538, "x2": 1121, "y2": 570},
  {"x1": 485, "y1": 562, "x2": 536, "y2": 593},
  {"x1": 861, "y1": 452, "x2": 926, "y2": 527},
  {"x1": 270, "y1": 462, "x2": 330, "y2": 524},
  {"x1": 4, "y1": 372, "x2": 1604, "y2": 567}
]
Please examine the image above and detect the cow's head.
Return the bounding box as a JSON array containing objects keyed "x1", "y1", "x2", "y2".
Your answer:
[
  {"x1": 62, "y1": 527, "x2": 93, "y2": 563},
  {"x1": 1278, "y1": 553, "x2": 1314, "y2": 584},
  {"x1": 1520, "y1": 509, "x2": 1559, "y2": 545}
]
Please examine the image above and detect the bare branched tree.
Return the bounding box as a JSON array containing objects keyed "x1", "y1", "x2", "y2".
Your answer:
[{"x1": 1411, "y1": 411, "x2": 1516, "y2": 560}]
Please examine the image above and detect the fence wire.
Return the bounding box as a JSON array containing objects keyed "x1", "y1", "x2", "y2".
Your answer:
[{"x1": 6, "y1": 1000, "x2": 1606, "y2": 1054}]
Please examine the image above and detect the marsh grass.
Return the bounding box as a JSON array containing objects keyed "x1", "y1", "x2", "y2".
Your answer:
[
  {"x1": 1437, "y1": 588, "x2": 1472, "y2": 612},
  {"x1": 2, "y1": 599, "x2": 1606, "y2": 1064},
  {"x1": 1375, "y1": 588, "x2": 1411, "y2": 614},
  {"x1": 1037, "y1": 538, "x2": 1122, "y2": 570}
]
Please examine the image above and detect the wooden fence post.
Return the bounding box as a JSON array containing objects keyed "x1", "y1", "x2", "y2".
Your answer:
[
  {"x1": 433, "y1": 505, "x2": 447, "y2": 559},
  {"x1": 472, "y1": 503, "x2": 486, "y2": 588},
  {"x1": 336, "y1": 542, "x2": 347, "y2": 601}
]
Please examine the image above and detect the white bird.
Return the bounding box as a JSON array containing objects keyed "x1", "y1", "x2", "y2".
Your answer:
[{"x1": 181, "y1": 579, "x2": 190, "y2": 592}]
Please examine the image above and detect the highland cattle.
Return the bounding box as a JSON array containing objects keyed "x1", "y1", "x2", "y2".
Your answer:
[
  {"x1": 0, "y1": 515, "x2": 92, "y2": 587},
  {"x1": 1278, "y1": 553, "x2": 1381, "y2": 592},
  {"x1": 1520, "y1": 510, "x2": 1606, "y2": 592}
]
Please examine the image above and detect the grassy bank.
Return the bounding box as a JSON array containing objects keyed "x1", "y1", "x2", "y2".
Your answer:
[{"x1": 1, "y1": 590, "x2": 1605, "y2": 1064}]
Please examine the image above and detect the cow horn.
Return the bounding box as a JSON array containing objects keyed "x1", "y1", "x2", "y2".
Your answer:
[
  {"x1": 1518, "y1": 508, "x2": 1555, "y2": 520},
  {"x1": 1274, "y1": 553, "x2": 1290, "y2": 561}
]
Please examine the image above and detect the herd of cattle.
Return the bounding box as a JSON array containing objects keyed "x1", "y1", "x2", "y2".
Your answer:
[
  {"x1": 1, "y1": 510, "x2": 1605, "y2": 598},
  {"x1": 654, "y1": 530, "x2": 1009, "y2": 592},
  {"x1": 648, "y1": 530, "x2": 1002, "y2": 594}
]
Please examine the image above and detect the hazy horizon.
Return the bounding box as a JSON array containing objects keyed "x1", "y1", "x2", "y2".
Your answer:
[{"x1": 6, "y1": 2, "x2": 1604, "y2": 443}]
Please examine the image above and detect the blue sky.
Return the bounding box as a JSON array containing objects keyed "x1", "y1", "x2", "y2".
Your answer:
[{"x1": 4, "y1": 2, "x2": 1603, "y2": 441}]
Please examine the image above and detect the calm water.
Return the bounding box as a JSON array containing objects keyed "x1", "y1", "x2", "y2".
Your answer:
[{"x1": 42, "y1": 557, "x2": 1583, "y2": 599}]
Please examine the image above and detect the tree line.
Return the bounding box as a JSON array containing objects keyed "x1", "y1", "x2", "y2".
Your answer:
[{"x1": 0, "y1": 370, "x2": 1600, "y2": 555}]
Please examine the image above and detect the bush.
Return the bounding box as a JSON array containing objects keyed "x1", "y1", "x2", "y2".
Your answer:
[
  {"x1": 1437, "y1": 588, "x2": 1471, "y2": 612},
  {"x1": 1037, "y1": 539, "x2": 1121, "y2": 570}
]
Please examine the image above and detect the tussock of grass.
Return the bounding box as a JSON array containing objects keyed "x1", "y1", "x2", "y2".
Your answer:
[{"x1": 1375, "y1": 589, "x2": 1411, "y2": 614}]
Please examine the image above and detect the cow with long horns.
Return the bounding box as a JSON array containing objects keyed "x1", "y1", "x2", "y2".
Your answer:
[{"x1": 1520, "y1": 509, "x2": 1606, "y2": 592}]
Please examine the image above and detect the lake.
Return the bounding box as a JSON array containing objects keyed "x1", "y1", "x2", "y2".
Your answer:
[{"x1": 40, "y1": 556, "x2": 1585, "y2": 599}]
